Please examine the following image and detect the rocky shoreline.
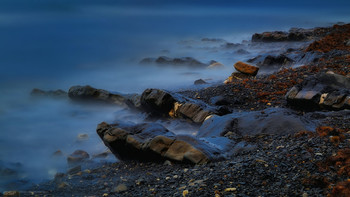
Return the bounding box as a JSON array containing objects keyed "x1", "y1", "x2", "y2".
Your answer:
[{"x1": 3, "y1": 23, "x2": 350, "y2": 197}]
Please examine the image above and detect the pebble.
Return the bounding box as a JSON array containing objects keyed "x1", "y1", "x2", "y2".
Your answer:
[
  {"x1": 113, "y1": 184, "x2": 128, "y2": 193},
  {"x1": 3, "y1": 191, "x2": 20, "y2": 197}
]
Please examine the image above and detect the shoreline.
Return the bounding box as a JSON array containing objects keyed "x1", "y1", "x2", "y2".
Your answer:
[{"x1": 4, "y1": 23, "x2": 350, "y2": 196}]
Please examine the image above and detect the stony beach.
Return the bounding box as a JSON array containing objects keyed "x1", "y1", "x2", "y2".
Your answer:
[{"x1": 3, "y1": 23, "x2": 350, "y2": 197}]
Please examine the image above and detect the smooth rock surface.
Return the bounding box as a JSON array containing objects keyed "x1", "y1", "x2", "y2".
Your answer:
[
  {"x1": 96, "y1": 122, "x2": 227, "y2": 164},
  {"x1": 234, "y1": 61, "x2": 259, "y2": 76}
]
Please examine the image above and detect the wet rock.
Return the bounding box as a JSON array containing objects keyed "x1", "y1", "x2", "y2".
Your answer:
[
  {"x1": 286, "y1": 72, "x2": 350, "y2": 110},
  {"x1": 67, "y1": 150, "x2": 90, "y2": 165},
  {"x1": 210, "y1": 96, "x2": 231, "y2": 106},
  {"x1": 198, "y1": 108, "x2": 314, "y2": 137},
  {"x1": 207, "y1": 61, "x2": 224, "y2": 69},
  {"x1": 96, "y1": 122, "x2": 224, "y2": 164},
  {"x1": 141, "y1": 88, "x2": 216, "y2": 123},
  {"x1": 224, "y1": 72, "x2": 252, "y2": 83},
  {"x1": 201, "y1": 38, "x2": 225, "y2": 42},
  {"x1": 234, "y1": 61, "x2": 259, "y2": 76},
  {"x1": 140, "y1": 89, "x2": 177, "y2": 116},
  {"x1": 30, "y1": 88, "x2": 67, "y2": 98},
  {"x1": 194, "y1": 79, "x2": 207, "y2": 85},
  {"x1": 67, "y1": 165, "x2": 81, "y2": 175},
  {"x1": 252, "y1": 28, "x2": 314, "y2": 42},
  {"x1": 235, "y1": 49, "x2": 250, "y2": 54},
  {"x1": 222, "y1": 42, "x2": 241, "y2": 49},
  {"x1": 345, "y1": 39, "x2": 350, "y2": 46},
  {"x1": 68, "y1": 85, "x2": 127, "y2": 106},
  {"x1": 257, "y1": 54, "x2": 293, "y2": 67},
  {"x1": 77, "y1": 133, "x2": 89, "y2": 141},
  {"x1": 140, "y1": 56, "x2": 207, "y2": 68},
  {"x1": 3, "y1": 191, "x2": 20, "y2": 197}
]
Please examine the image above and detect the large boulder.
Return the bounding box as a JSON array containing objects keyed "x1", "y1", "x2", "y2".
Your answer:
[
  {"x1": 68, "y1": 85, "x2": 129, "y2": 107},
  {"x1": 140, "y1": 88, "x2": 216, "y2": 123},
  {"x1": 197, "y1": 108, "x2": 315, "y2": 138},
  {"x1": 96, "y1": 122, "x2": 225, "y2": 164},
  {"x1": 140, "y1": 89, "x2": 177, "y2": 116},
  {"x1": 285, "y1": 72, "x2": 350, "y2": 110},
  {"x1": 257, "y1": 54, "x2": 294, "y2": 67},
  {"x1": 234, "y1": 61, "x2": 259, "y2": 76}
]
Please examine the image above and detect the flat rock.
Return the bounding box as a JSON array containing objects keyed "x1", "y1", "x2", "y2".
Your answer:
[
  {"x1": 197, "y1": 108, "x2": 315, "y2": 137},
  {"x1": 96, "y1": 122, "x2": 227, "y2": 164},
  {"x1": 286, "y1": 72, "x2": 350, "y2": 110}
]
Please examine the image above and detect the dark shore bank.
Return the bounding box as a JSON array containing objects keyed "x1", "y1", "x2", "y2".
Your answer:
[{"x1": 3, "y1": 23, "x2": 350, "y2": 197}]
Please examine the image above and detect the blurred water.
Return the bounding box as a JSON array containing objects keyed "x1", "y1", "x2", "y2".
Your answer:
[{"x1": 0, "y1": 0, "x2": 350, "y2": 192}]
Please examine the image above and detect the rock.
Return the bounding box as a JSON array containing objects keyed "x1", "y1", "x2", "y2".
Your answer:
[
  {"x1": 67, "y1": 165, "x2": 81, "y2": 175},
  {"x1": 67, "y1": 150, "x2": 90, "y2": 165},
  {"x1": 30, "y1": 88, "x2": 67, "y2": 98},
  {"x1": 68, "y1": 85, "x2": 126, "y2": 106},
  {"x1": 140, "y1": 56, "x2": 207, "y2": 68},
  {"x1": 3, "y1": 191, "x2": 20, "y2": 197},
  {"x1": 222, "y1": 42, "x2": 241, "y2": 49},
  {"x1": 345, "y1": 39, "x2": 350, "y2": 46},
  {"x1": 210, "y1": 96, "x2": 231, "y2": 106},
  {"x1": 96, "y1": 122, "x2": 225, "y2": 164},
  {"x1": 140, "y1": 89, "x2": 177, "y2": 117},
  {"x1": 252, "y1": 28, "x2": 313, "y2": 42},
  {"x1": 174, "y1": 103, "x2": 212, "y2": 123},
  {"x1": 113, "y1": 184, "x2": 128, "y2": 193},
  {"x1": 224, "y1": 72, "x2": 252, "y2": 83},
  {"x1": 257, "y1": 54, "x2": 293, "y2": 67},
  {"x1": 77, "y1": 133, "x2": 89, "y2": 141},
  {"x1": 207, "y1": 61, "x2": 224, "y2": 69},
  {"x1": 233, "y1": 61, "x2": 259, "y2": 76},
  {"x1": 286, "y1": 72, "x2": 350, "y2": 110},
  {"x1": 198, "y1": 108, "x2": 315, "y2": 137},
  {"x1": 194, "y1": 79, "x2": 207, "y2": 85},
  {"x1": 201, "y1": 38, "x2": 225, "y2": 42},
  {"x1": 141, "y1": 88, "x2": 216, "y2": 123}
]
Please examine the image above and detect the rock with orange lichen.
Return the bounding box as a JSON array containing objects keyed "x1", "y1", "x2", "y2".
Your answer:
[
  {"x1": 233, "y1": 61, "x2": 259, "y2": 76},
  {"x1": 286, "y1": 72, "x2": 350, "y2": 110},
  {"x1": 306, "y1": 24, "x2": 350, "y2": 53},
  {"x1": 331, "y1": 179, "x2": 350, "y2": 197}
]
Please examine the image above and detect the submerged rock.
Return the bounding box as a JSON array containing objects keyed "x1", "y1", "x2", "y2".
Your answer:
[
  {"x1": 194, "y1": 79, "x2": 207, "y2": 85},
  {"x1": 96, "y1": 122, "x2": 225, "y2": 164},
  {"x1": 140, "y1": 56, "x2": 207, "y2": 67},
  {"x1": 30, "y1": 88, "x2": 67, "y2": 98},
  {"x1": 67, "y1": 150, "x2": 90, "y2": 165},
  {"x1": 233, "y1": 61, "x2": 259, "y2": 76},
  {"x1": 286, "y1": 72, "x2": 350, "y2": 110},
  {"x1": 68, "y1": 85, "x2": 126, "y2": 105}
]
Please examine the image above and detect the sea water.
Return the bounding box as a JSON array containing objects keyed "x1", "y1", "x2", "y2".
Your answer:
[{"x1": 0, "y1": 0, "x2": 350, "y2": 191}]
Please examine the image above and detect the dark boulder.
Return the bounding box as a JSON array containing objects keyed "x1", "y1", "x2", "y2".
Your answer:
[
  {"x1": 194, "y1": 79, "x2": 207, "y2": 85},
  {"x1": 68, "y1": 85, "x2": 127, "y2": 106},
  {"x1": 197, "y1": 108, "x2": 315, "y2": 138},
  {"x1": 140, "y1": 88, "x2": 216, "y2": 123},
  {"x1": 257, "y1": 54, "x2": 293, "y2": 67},
  {"x1": 140, "y1": 89, "x2": 177, "y2": 116},
  {"x1": 96, "y1": 122, "x2": 226, "y2": 164},
  {"x1": 286, "y1": 72, "x2": 350, "y2": 110}
]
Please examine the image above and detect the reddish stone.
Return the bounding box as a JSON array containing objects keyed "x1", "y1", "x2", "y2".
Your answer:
[{"x1": 234, "y1": 61, "x2": 259, "y2": 76}]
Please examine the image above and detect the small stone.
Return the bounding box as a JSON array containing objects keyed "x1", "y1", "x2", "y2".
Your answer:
[
  {"x1": 165, "y1": 176, "x2": 171, "y2": 180},
  {"x1": 225, "y1": 188, "x2": 237, "y2": 192},
  {"x1": 3, "y1": 191, "x2": 20, "y2": 197},
  {"x1": 302, "y1": 192, "x2": 308, "y2": 197},
  {"x1": 194, "y1": 79, "x2": 207, "y2": 85},
  {"x1": 184, "y1": 168, "x2": 189, "y2": 173},
  {"x1": 58, "y1": 182, "x2": 69, "y2": 189},
  {"x1": 114, "y1": 184, "x2": 128, "y2": 193},
  {"x1": 77, "y1": 133, "x2": 89, "y2": 141},
  {"x1": 173, "y1": 175, "x2": 179, "y2": 179},
  {"x1": 182, "y1": 189, "x2": 189, "y2": 197},
  {"x1": 164, "y1": 160, "x2": 172, "y2": 166}
]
